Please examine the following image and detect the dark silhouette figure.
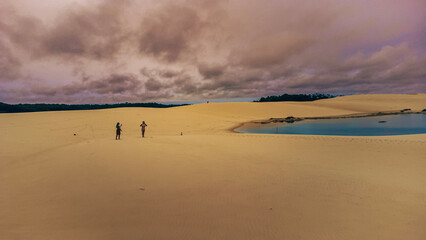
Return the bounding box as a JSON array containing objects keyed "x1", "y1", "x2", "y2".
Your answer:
[
  {"x1": 140, "y1": 121, "x2": 148, "y2": 138},
  {"x1": 116, "y1": 122, "x2": 122, "y2": 140}
]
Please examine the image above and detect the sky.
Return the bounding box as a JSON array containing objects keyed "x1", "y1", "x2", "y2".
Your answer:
[{"x1": 0, "y1": 0, "x2": 425, "y2": 104}]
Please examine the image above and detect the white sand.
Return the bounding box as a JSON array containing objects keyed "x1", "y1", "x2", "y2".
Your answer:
[{"x1": 1, "y1": 94, "x2": 425, "y2": 239}]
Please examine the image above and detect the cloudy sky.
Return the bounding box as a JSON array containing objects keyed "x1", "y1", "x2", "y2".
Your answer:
[{"x1": 0, "y1": 0, "x2": 425, "y2": 103}]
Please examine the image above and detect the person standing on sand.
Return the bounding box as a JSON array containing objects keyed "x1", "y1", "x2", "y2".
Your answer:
[
  {"x1": 116, "y1": 122, "x2": 122, "y2": 140},
  {"x1": 140, "y1": 121, "x2": 148, "y2": 138}
]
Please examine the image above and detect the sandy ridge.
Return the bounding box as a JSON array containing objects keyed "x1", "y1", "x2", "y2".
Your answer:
[{"x1": 1, "y1": 94, "x2": 425, "y2": 240}]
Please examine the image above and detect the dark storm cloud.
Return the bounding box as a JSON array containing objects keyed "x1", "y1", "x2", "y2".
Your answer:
[
  {"x1": 173, "y1": 76, "x2": 199, "y2": 94},
  {"x1": 0, "y1": 15, "x2": 44, "y2": 54},
  {"x1": 137, "y1": 0, "x2": 229, "y2": 63},
  {"x1": 28, "y1": 73, "x2": 142, "y2": 99},
  {"x1": 144, "y1": 78, "x2": 163, "y2": 91},
  {"x1": 88, "y1": 74, "x2": 141, "y2": 94},
  {"x1": 0, "y1": 40, "x2": 21, "y2": 81},
  {"x1": 231, "y1": 34, "x2": 314, "y2": 68},
  {"x1": 284, "y1": 44, "x2": 426, "y2": 94},
  {"x1": 142, "y1": 67, "x2": 201, "y2": 95},
  {"x1": 0, "y1": 0, "x2": 130, "y2": 61},
  {"x1": 0, "y1": 0, "x2": 425, "y2": 103},
  {"x1": 159, "y1": 70, "x2": 180, "y2": 78},
  {"x1": 0, "y1": 3, "x2": 32, "y2": 81},
  {"x1": 67, "y1": 73, "x2": 141, "y2": 95},
  {"x1": 198, "y1": 63, "x2": 226, "y2": 79},
  {"x1": 31, "y1": 86, "x2": 59, "y2": 97},
  {"x1": 39, "y1": 0, "x2": 130, "y2": 60},
  {"x1": 140, "y1": 67, "x2": 182, "y2": 79},
  {"x1": 137, "y1": 4, "x2": 204, "y2": 62}
]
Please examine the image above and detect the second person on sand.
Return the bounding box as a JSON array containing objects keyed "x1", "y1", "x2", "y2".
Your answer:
[
  {"x1": 140, "y1": 121, "x2": 148, "y2": 138},
  {"x1": 116, "y1": 122, "x2": 122, "y2": 140}
]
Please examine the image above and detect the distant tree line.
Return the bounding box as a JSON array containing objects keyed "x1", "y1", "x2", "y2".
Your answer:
[
  {"x1": 0, "y1": 102, "x2": 186, "y2": 113},
  {"x1": 255, "y1": 93, "x2": 337, "y2": 102}
]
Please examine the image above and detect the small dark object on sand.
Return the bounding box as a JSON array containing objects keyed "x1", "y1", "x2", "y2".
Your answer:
[
  {"x1": 378, "y1": 121, "x2": 387, "y2": 123},
  {"x1": 270, "y1": 208, "x2": 273, "y2": 210},
  {"x1": 181, "y1": 132, "x2": 183, "y2": 136},
  {"x1": 140, "y1": 188, "x2": 145, "y2": 191},
  {"x1": 283, "y1": 116, "x2": 301, "y2": 123},
  {"x1": 268, "y1": 116, "x2": 302, "y2": 124},
  {"x1": 73, "y1": 133, "x2": 76, "y2": 136}
]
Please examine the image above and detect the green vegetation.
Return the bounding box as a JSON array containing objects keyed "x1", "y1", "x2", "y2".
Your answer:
[
  {"x1": 0, "y1": 102, "x2": 186, "y2": 113},
  {"x1": 255, "y1": 93, "x2": 337, "y2": 102}
]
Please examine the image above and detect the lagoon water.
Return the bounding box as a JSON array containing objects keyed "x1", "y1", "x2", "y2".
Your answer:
[{"x1": 236, "y1": 114, "x2": 426, "y2": 136}]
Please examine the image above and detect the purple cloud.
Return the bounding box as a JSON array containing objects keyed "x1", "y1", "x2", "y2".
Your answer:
[{"x1": 0, "y1": 0, "x2": 425, "y2": 103}]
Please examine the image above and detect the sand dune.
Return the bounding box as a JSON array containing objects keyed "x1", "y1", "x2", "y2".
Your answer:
[{"x1": 1, "y1": 94, "x2": 425, "y2": 239}]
